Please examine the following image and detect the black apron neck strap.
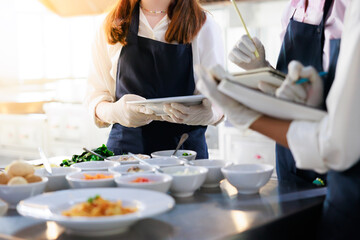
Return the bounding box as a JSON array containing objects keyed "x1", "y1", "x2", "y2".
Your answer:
[
  {"x1": 129, "y1": 1, "x2": 140, "y2": 35},
  {"x1": 321, "y1": 0, "x2": 333, "y2": 52},
  {"x1": 322, "y1": 0, "x2": 333, "y2": 25}
]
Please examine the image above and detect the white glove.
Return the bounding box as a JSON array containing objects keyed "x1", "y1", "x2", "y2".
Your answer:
[
  {"x1": 195, "y1": 64, "x2": 262, "y2": 130},
  {"x1": 229, "y1": 35, "x2": 269, "y2": 70},
  {"x1": 161, "y1": 99, "x2": 223, "y2": 126},
  {"x1": 96, "y1": 94, "x2": 162, "y2": 128},
  {"x1": 257, "y1": 81, "x2": 278, "y2": 96},
  {"x1": 275, "y1": 61, "x2": 324, "y2": 107}
]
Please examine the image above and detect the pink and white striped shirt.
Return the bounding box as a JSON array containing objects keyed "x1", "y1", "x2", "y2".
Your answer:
[{"x1": 280, "y1": 0, "x2": 349, "y2": 71}]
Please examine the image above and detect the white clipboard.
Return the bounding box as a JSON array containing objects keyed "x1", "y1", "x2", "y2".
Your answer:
[{"x1": 218, "y1": 79, "x2": 326, "y2": 121}]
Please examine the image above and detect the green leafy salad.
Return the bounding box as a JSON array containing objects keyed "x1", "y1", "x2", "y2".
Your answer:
[{"x1": 60, "y1": 144, "x2": 114, "y2": 167}]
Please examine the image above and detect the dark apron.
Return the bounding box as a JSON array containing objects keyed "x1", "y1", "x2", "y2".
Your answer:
[
  {"x1": 318, "y1": 25, "x2": 360, "y2": 240},
  {"x1": 319, "y1": 161, "x2": 360, "y2": 239},
  {"x1": 275, "y1": 0, "x2": 334, "y2": 184},
  {"x1": 106, "y1": 2, "x2": 208, "y2": 159}
]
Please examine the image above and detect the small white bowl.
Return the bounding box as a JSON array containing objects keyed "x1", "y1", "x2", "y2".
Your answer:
[
  {"x1": 109, "y1": 164, "x2": 155, "y2": 175},
  {"x1": 0, "y1": 177, "x2": 48, "y2": 208},
  {"x1": 189, "y1": 159, "x2": 231, "y2": 188},
  {"x1": 70, "y1": 161, "x2": 119, "y2": 171},
  {"x1": 221, "y1": 164, "x2": 274, "y2": 195},
  {"x1": 106, "y1": 154, "x2": 151, "y2": 165},
  {"x1": 151, "y1": 150, "x2": 197, "y2": 161},
  {"x1": 162, "y1": 166, "x2": 208, "y2": 197},
  {"x1": 66, "y1": 171, "x2": 117, "y2": 189},
  {"x1": 142, "y1": 157, "x2": 187, "y2": 168},
  {"x1": 114, "y1": 173, "x2": 173, "y2": 193},
  {"x1": 35, "y1": 167, "x2": 81, "y2": 191}
]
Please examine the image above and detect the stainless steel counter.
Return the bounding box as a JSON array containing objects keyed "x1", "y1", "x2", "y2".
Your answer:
[{"x1": 0, "y1": 179, "x2": 326, "y2": 240}]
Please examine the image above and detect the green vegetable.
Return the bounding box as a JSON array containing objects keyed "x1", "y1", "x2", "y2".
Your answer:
[
  {"x1": 60, "y1": 144, "x2": 114, "y2": 167},
  {"x1": 182, "y1": 153, "x2": 191, "y2": 156},
  {"x1": 87, "y1": 194, "x2": 101, "y2": 204}
]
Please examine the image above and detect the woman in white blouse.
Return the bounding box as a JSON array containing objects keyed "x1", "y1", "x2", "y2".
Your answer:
[{"x1": 86, "y1": 0, "x2": 224, "y2": 158}]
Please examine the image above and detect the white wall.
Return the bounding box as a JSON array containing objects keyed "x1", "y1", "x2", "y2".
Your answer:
[{"x1": 0, "y1": 0, "x2": 103, "y2": 85}]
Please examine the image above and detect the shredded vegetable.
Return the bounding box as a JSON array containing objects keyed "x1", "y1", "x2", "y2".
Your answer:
[{"x1": 83, "y1": 173, "x2": 113, "y2": 180}]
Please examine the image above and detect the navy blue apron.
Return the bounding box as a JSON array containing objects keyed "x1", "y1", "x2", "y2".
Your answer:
[
  {"x1": 275, "y1": 0, "x2": 334, "y2": 184},
  {"x1": 106, "y1": 2, "x2": 208, "y2": 159},
  {"x1": 319, "y1": 161, "x2": 360, "y2": 239}
]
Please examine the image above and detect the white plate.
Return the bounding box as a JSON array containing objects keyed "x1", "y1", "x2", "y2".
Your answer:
[
  {"x1": 17, "y1": 188, "x2": 175, "y2": 236},
  {"x1": 127, "y1": 95, "x2": 205, "y2": 116},
  {"x1": 218, "y1": 80, "x2": 327, "y2": 121}
]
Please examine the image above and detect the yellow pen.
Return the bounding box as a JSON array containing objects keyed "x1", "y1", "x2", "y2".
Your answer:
[{"x1": 230, "y1": 0, "x2": 260, "y2": 58}]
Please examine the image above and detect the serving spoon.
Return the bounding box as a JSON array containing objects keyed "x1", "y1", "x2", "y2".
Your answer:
[
  {"x1": 83, "y1": 147, "x2": 106, "y2": 159},
  {"x1": 171, "y1": 133, "x2": 189, "y2": 157},
  {"x1": 38, "y1": 147, "x2": 52, "y2": 175}
]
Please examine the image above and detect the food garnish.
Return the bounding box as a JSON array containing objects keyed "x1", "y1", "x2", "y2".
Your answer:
[
  {"x1": 60, "y1": 144, "x2": 114, "y2": 167},
  {"x1": 126, "y1": 166, "x2": 143, "y2": 173},
  {"x1": 182, "y1": 153, "x2": 191, "y2": 156},
  {"x1": 87, "y1": 194, "x2": 100, "y2": 203},
  {"x1": 62, "y1": 195, "x2": 137, "y2": 217},
  {"x1": 83, "y1": 173, "x2": 113, "y2": 180},
  {"x1": 131, "y1": 177, "x2": 151, "y2": 183}
]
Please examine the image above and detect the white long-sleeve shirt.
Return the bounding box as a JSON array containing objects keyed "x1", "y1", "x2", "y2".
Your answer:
[
  {"x1": 287, "y1": 0, "x2": 360, "y2": 173},
  {"x1": 86, "y1": 9, "x2": 225, "y2": 128}
]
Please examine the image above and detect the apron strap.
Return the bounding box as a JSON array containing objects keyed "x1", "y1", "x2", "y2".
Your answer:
[
  {"x1": 323, "y1": 0, "x2": 334, "y2": 22},
  {"x1": 129, "y1": 1, "x2": 140, "y2": 36},
  {"x1": 321, "y1": 0, "x2": 334, "y2": 52}
]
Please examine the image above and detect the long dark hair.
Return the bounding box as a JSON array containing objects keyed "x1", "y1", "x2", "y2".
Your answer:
[{"x1": 104, "y1": 0, "x2": 206, "y2": 45}]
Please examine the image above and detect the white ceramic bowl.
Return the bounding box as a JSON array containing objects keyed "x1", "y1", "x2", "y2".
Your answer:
[
  {"x1": 71, "y1": 161, "x2": 119, "y2": 171},
  {"x1": 162, "y1": 166, "x2": 208, "y2": 197},
  {"x1": 109, "y1": 164, "x2": 155, "y2": 175},
  {"x1": 151, "y1": 150, "x2": 197, "y2": 161},
  {"x1": 221, "y1": 164, "x2": 274, "y2": 194},
  {"x1": 142, "y1": 157, "x2": 187, "y2": 168},
  {"x1": 105, "y1": 154, "x2": 151, "y2": 165},
  {"x1": 189, "y1": 159, "x2": 231, "y2": 188},
  {"x1": 66, "y1": 171, "x2": 117, "y2": 189},
  {"x1": 0, "y1": 177, "x2": 48, "y2": 208},
  {"x1": 114, "y1": 173, "x2": 173, "y2": 193},
  {"x1": 35, "y1": 167, "x2": 81, "y2": 191}
]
